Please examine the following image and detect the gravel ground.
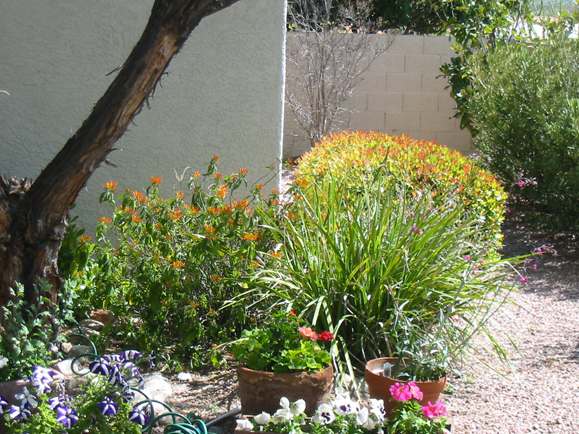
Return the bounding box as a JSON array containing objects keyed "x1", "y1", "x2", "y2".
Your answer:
[{"x1": 166, "y1": 215, "x2": 579, "y2": 434}]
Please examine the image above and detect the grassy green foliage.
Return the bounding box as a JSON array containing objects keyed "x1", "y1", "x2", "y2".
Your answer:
[
  {"x1": 234, "y1": 171, "x2": 517, "y2": 378},
  {"x1": 231, "y1": 311, "x2": 331, "y2": 373},
  {"x1": 295, "y1": 131, "x2": 507, "y2": 254},
  {"x1": 64, "y1": 160, "x2": 277, "y2": 368},
  {"x1": 467, "y1": 36, "x2": 579, "y2": 226}
]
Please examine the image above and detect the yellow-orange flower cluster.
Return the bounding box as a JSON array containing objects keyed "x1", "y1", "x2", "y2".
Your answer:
[
  {"x1": 217, "y1": 184, "x2": 229, "y2": 199},
  {"x1": 171, "y1": 260, "x2": 185, "y2": 270},
  {"x1": 150, "y1": 176, "x2": 162, "y2": 185},
  {"x1": 242, "y1": 232, "x2": 260, "y2": 242},
  {"x1": 104, "y1": 180, "x2": 118, "y2": 191},
  {"x1": 98, "y1": 216, "x2": 113, "y2": 225}
]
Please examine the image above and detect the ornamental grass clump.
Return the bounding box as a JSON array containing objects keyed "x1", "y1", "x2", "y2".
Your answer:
[
  {"x1": 235, "y1": 170, "x2": 518, "y2": 377},
  {"x1": 64, "y1": 158, "x2": 278, "y2": 368},
  {"x1": 295, "y1": 131, "x2": 507, "y2": 253}
]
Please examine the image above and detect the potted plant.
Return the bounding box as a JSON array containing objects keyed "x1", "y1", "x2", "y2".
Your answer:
[
  {"x1": 235, "y1": 395, "x2": 388, "y2": 434},
  {"x1": 365, "y1": 330, "x2": 449, "y2": 415},
  {"x1": 232, "y1": 311, "x2": 334, "y2": 415}
]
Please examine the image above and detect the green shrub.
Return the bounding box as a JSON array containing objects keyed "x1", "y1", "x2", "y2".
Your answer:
[
  {"x1": 66, "y1": 159, "x2": 277, "y2": 368},
  {"x1": 467, "y1": 36, "x2": 579, "y2": 226},
  {"x1": 295, "y1": 131, "x2": 507, "y2": 253},
  {"x1": 233, "y1": 171, "x2": 518, "y2": 377}
]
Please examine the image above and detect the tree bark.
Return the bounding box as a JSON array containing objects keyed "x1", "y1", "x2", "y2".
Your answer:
[{"x1": 0, "y1": 0, "x2": 242, "y2": 307}]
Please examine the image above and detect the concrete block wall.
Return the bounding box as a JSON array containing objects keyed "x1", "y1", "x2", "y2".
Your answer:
[{"x1": 284, "y1": 34, "x2": 473, "y2": 158}]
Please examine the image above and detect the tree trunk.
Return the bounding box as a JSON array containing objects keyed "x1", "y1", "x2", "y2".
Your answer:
[{"x1": 0, "y1": 0, "x2": 242, "y2": 307}]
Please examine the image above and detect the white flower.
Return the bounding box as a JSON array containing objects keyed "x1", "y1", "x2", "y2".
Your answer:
[
  {"x1": 333, "y1": 395, "x2": 357, "y2": 416},
  {"x1": 0, "y1": 356, "x2": 8, "y2": 369},
  {"x1": 312, "y1": 403, "x2": 335, "y2": 425},
  {"x1": 291, "y1": 399, "x2": 306, "y2": 416},
  {"x1": 356, "y1": 407, "x2": 369, "y2": 426},
  {"x1": 280, "y1": 397, "x2": 290, "y2": 410},
  {"x1": 14, "y1": 387, "x2": 38, "y2": 409},
  {"x1": 272, "y1": 407, "x2": 293, "y2": 423},
  {"x1": 254, "y1": 411, "x2": 271, "y2": 425},
  {"x1": 236, "y1": 418, "x2": 254, "y2": 431},
  {"x1": 369, "y1": 399, "x2": 385, "y2": 422}
]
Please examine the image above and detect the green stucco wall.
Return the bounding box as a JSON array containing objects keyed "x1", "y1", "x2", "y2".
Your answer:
[{"x1": 0, "y1": 0, "x2": 286, "y2": 228}]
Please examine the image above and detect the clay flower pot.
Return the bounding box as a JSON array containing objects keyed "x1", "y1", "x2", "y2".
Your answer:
[
  {"x1": 365, "y1": 357, "x2": 446, "y2": 415},
  {"x1": 237, "y1": 365, "x2": 333, "y2": 416}
]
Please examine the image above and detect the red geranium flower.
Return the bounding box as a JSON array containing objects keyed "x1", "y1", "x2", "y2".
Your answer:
[{"x1": 318, "y1": 331, "x2": 334, "y2": 342}]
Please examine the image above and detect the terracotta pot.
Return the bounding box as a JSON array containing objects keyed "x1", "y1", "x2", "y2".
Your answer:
[
  {"x1": 237, "y1": 365, "x2": 333, "y2": 416},
  {"x1": 365, "y1": 357, "x2": 446, "y2": 415}
]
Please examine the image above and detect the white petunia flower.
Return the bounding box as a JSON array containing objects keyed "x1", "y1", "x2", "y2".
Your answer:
[
  {"x1": 356, "y1": 407, "x2": 369, "y2": 426},
  {"x1": 280, "y1": 397, "x2": 290, "y2": 410},
  {"x1": 254, "y1": 411, "x2": 271, "y2": 425},
  {"x1": 369, "y1": 399, "x2": 385, "y2": 422},
  {"x1": 236, "y1": 418, "x2": 254, "y2": 431},
  {"x1": 333, "y1": 395, "x2": 357, "y2": 416},
  {"x1": 0, "y1": 356, "x2": 8, "y2": 369},
  {"x1": 272, "y1": 407, "x2": 293, "y2": 423}
]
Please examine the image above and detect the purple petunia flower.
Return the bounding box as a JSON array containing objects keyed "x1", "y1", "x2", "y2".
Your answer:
[
  {"x1": 108, "y1": 365, "x2": 127, "y2": 387},
  {"x1": 56, "y1": 405, "x2": 79, "y2": 428},
  {"x1": 103, "y1": 354, "x2": 122, "y2": 364},
  {"x1": 48, "y1": 395, "x2": 70, "y2": 410},
  {"x1": 129, "y1": 405, "x2": 150, "y2": 426},
  {"x1": 119, "y1": 350, "x2": 141, "y2": 362},
  {"x1": 97, "y1": 397, "x2": 118, "y2": 416},
  {"x1": 8, "y1": 404, "x2": 31, "y2": 421},
  {"x1": 0, "y1": 395, "x2": 8, "y2": 414},
  {"x1": 121, "y1": 387, "x2": 135, "y2": 402},
  {"x1": 89, "y1": 358, "x2": 111, "y2": 376}
]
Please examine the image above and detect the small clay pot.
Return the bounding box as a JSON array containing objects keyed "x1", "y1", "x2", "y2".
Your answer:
[
  {"x1": 365, "y1": 357, "x2": 446, "y2": 415},
  {"x1": 237, "y1": 365, "x2": 333, "y2": 416}
]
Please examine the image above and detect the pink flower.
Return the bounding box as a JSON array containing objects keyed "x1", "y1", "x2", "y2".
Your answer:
[
  {"x1": 519, "y1": 275, "x2": 529, "y2": 285},
  {"x1": 421, "y1": 401, "x2": 447, "y2": 419},
  {"x1": 516, "y1": 179, "x2": 526, "y2": 189},
  {"x1": 407, "y1": 381, "x2": 424, "y2": 401},
  {"x1": 463, "y1": 255, "x2": 472, "y2": 262},
  {"x1": 298, "y1": 327, "x2": 318, "y2": 341},
  {"x1": 389, "y1": 383, "x2": 412, "y2": 402}
]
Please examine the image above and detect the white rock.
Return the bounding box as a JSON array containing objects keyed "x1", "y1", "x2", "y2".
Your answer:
[
  {"x1": 176, "y1": 372, "x2": 193, "y2": 382},
  {"x1": 136, "y1": 373, "x2": 173, "y2": 422}
]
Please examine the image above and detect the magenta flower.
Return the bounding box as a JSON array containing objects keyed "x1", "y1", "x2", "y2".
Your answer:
[
  {"x1": 407, "y1": 381, "x2": 424, "y2": 401},
  {"x1": 389, "y1": 383, "x2": 412, "y2": 402},
  {"x1": 421, "y1": 401, "x2": 447, "y2": 419},
  {"x1": 519, "y1": 275, "x2": 529, "y2": 285}
]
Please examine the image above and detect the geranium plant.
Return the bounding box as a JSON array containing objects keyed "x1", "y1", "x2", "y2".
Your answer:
[
  {"x1": 236, "y1": 395, "x2": 387, "y2": 434},
  {"x1": 231, "y1": 311, "x2": 333, "y2": 373},
  {"x1": 1, "y1": 351, "x2": 149, "y2": 433},
  {"x1": 387, "y1": 382, "x2": 448, "y2": 434}
]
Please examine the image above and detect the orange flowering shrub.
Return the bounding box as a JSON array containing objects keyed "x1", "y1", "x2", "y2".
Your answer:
[
  {"x1": 70, "y1": 160, "x2": 278, "y2": 366},
  {"x1": 296, "y1": 131, "x2": 507, "y2": 251}
]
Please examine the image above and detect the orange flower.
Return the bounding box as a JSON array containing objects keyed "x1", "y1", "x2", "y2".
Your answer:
[
  {"x1": 239, "y1": 167, "x2": 249, "y2": 176},
  {"x1": 233, "y1": 199, "x2": 249, "y2": 210},
  {"x1": 271, "y1": 188, "x2": 280, "y2": 195},
  {"x1": 79, "y1": 234, "x2": 92, "y2": 243},
  {"x1": 132, "y1": 191, "x2": 147, "y2": 204},
  {"x1": 210, "y1": 274, "x2": 222, "y2": 283},
  {"x1": 255, "y1": 183, "x2": 264, "y2": 192},
  {"x1": 242, "y1": 232, "x2": 260, "y2": 242},
  {"x1": 98, "y1": 216, "x2": 112, "y2": 225},
  {"x1": 217, "y1": 184, "x2": 229, "y2": 199},
  {"x1": 271, "y1": 199, "x2": 280, "y2": 206},
  {"x1": 104, "y1": 180, "x2": 118, "y2": 191},
  {"x1": 175, "y1": 191, "x2": 185, "y2": 200},
  {"x1": 131, "y1": 215, "x2": 142, "y2": 224},
  {"x1": 271, "y1": 251, "x2": 283, "y2": 259},
  {"x1": 208, "y1": 206, "x2": 221, "y2": 216},
  {"x1": 211, "y1": 154, "x2": 220, "y2": 162},
  {"x1": 295, "y1": 178, "x2": 309, "y2": 189},
  {"x1": 204, "y1": 224, "x2": 216, "y2": 234},
  {"x1": 150, "y1": 176, "x2": 162, "y2": 185},
  {"x1": 170, "y1": 209, "x2": 183, "y2": 221},
  {"x1": 193, "y1": 170, "x2": 201, "y2": 178},
  {"x1": 171, "y1": 260, "x2": 185, "y2": 270},
  {"x1": 214, "y1": 172, "x2": 223, "y2": 181}
]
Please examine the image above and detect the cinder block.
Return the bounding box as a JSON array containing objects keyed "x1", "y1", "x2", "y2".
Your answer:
[
  {"x1": 350, "y1": 111, "x2": 385, "y2": 131},
  {"x1": 388, "y1": 35, "x2": 424, "y2": 54},
  {"x1": 386, "y1": 112, "x2": 420, "y2": 133},
  {"x1": 387, "y1": 73, "x2": 422, "y2": 92},
  {"x1": 377, "y1": 54, "x2": 405, "y2": 73},
  {"x1": 420, "y1": 112, "x2": 459, "y2": 132},
  {"x1": 435, "y1": 131, "x2": 474, "y2": 153},
  {"x1": 405, "y1": 131, "x2": 438, "y2": 141},
  {"x1": 423, "y1": 36, "x2": 453, "y2": 55},
  {"x1": 403, "y1": 93, "x2": 438, "y2": 112},
  {"x1": 438, "y1": 94, "x2": 458, "y2": 112},
  {"x1": 405, "y1": 54, "x2": 442, "y2": 74},
  {"x1": 368, "y1": 92, "x2": 403, "y2": 113},
  {"x1": 358, "y1": 74, "x2": 387, "y2": 92},
  {"x1": 422, "y1": 75, "x2": 449, "y2": 92},
  {"x1": 345, "y1": 93, "x2": 368, "y2": 111}
]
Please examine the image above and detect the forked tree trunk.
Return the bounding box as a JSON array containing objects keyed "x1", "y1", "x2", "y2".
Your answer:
[{"x1": 0, "y1": 0, "x2": 242, "y2": 307}]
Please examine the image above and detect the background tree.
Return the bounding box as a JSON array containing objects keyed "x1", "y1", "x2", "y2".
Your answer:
[{"x1": 0, "y1": 0, "x2": 242, "y2": 308}]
